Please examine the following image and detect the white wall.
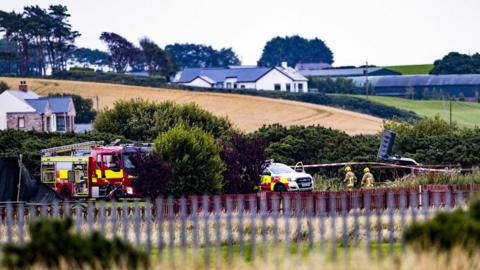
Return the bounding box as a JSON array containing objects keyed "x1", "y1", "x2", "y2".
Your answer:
[
  {"x1": 0, "y1": 92, "x2": 36, "y2": 130},
  {"x1": 237, "y1": 82, "x2": 256, "y2": 89},
  {"x1": 223, "y1": 77, "x2": 238, "y2": 88},
  {"x1": 256, "y1": 69, "x2": 308, "y2": 92},
  {"x1": 181, "y1": 77, "x2": 212, "y2": 88}
]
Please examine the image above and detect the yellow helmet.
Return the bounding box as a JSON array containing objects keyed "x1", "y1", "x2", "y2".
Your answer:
[
  {"x1": 345, "y1": 166, "x2": 351, "y2": 172},
  {"x1": 364, "y1": 167, "x2": 370, "y2": 173}
]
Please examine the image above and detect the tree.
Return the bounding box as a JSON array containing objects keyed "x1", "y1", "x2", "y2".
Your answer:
[
  {"x1": 220, "y1": 134, "x2": 267, "y2": 194},
  {"x1": 154, "y1": 125, "x2": 225, "y2": 197},
  {"x1": 165, "y1": 43, "x2": 240, "y2": 69},
  {"x1": 139, "y1": 37, "x2": 176, "y2": 77},
  {"x1": 93, "y1": 99, "x2": 233, "y2": 141},
  {"x1": 0, "y1": 80, "x2": 9, "y2": 94},
  {"x1": 100, "y1": 32, "x2": 137, "y2": 73},
  {"x1": 48, "y1": 93, "x2": 96, "y2": 123},
  {"x1": 130, "y1": 152, "x2": 174, "y2": 199},
  {"x1": 69, "y1": 47, "x2": 109, "y2": 69},
  {"x1": 259, "y1": 35, "x2": 333, "y2": 67},
  {"x1": 430, "y1": 52, "x2": 480, "y2": 75},
  {"x1": 0, "y1": 5, "x2": 79, "y2": 75}
]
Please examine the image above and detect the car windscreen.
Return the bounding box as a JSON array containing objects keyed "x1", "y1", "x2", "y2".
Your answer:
[
  {"x1": 122, "y1": 153, "x2": 136, "y2": 174},
  {"x1": 269, "y1": 164, "x2": 295, "y2": 174}
]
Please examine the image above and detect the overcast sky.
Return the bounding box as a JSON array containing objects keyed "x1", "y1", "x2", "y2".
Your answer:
[{"x1": 3, "y1": 0, "x2": 480, "y2": 66}]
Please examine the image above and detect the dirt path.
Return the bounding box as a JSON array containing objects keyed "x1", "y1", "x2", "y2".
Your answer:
[{"x1": 1, "y1": 77, "x2": 383, "y2": 134}]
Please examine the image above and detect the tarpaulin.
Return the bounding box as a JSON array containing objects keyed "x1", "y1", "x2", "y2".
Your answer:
[{"x1": 0, "y1": 157, "x2": 61, "y2": 203}]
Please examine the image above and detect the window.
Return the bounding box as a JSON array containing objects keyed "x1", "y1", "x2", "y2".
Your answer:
[
  {"x1": 18, "y1": 117, "x2": 25, "y2": 129},
  {"x1": 274, "y1": 84, "x2": 281, "y2": 91},
  {"x1": 102, "y1": 154, "x2": 121, "y2": 172},
  {"x1": 286, "y1": 83, "x2": 291, "y2": 92},
  {"x1": 240, "y1": 85, "x2": 246, "y2": 89},
  {"x1": 234, "y1": 83, "x2": 237, "y2": 89},
  {"x1": 56, "y1": 116, "x2": 66, "y2": 132},
  {"x1": 298, "y1": 83, "x2": 304, "y2": 91},
  {"x1": 226, "y1": 82, "x2": 232, "y2": 88}
]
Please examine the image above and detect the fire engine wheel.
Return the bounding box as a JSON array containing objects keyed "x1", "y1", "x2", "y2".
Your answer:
[
  {"x1": 60, "y1": 186, "x2": 71, "y2": 200},
  {"x1": 273, "y1": 184, "x2": 287, "y2": 192}
]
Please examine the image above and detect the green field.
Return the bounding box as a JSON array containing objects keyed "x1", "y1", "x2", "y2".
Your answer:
[
  {"x1": 384, "y1": 64, "x2": 433, "y2": 75},
  {"x1": 343, "y1": 95, "x2": 480, "y2": 127}
]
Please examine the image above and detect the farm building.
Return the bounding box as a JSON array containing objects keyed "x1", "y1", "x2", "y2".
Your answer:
[
  {"x1": 172, "y1": 62, "x2": 309, "y2": 92},
  {"x1": 351, "y1": 74, "x2": 480, "y2": 99},
  {"x1": 0, "y1": 81, "x2": 76, "y2": 132},
  {"x1": 297, "y1": 66, "x2": 401, "y2": 78}
]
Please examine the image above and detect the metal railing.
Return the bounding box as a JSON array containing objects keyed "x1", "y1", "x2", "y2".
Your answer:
[{"x1": 0, "y1": 188, "x2": 477, "y2": 264}]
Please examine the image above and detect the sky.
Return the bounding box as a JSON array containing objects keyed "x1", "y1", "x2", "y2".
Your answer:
[{"x1": 3, "y1": 0, "x2": 480, "y2": 66}]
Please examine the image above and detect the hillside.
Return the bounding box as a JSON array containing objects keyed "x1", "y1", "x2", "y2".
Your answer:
[
  {"x1": 0, "y1": 77, "x2": 383, "y2": 135},
  {"x1": 350, "y1": 95, "x2": 480, "y2": 127},
  {"x1": 385, "y1": 64, "x2": 433, "y2": 75}
]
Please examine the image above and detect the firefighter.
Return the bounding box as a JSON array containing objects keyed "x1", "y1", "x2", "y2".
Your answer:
[
  {"x1": 343, "y1": 166, "x2": 357, "y2": 189},
  {"x1": 361, "y1": 167, "x2": 375, "y2": 188}
]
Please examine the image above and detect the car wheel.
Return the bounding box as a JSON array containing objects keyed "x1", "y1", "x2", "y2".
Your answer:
[{"x1": 274, "y1": 184, "x2": 287, "y2": 192}]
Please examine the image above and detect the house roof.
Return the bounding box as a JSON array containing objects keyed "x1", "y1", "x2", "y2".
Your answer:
[
  {"x1": 295, "y1": 63, "x2": 332, "y2": 70},
  {"x1": 6, "y1": 90, "x2": 40, "y2": 100},
  {"x1": 174, "y1": 66, "x2": 307, "y2": 84},
  {"x1": 298, "y1": 67, "x2": 399, "y2": 77},
  {"x1": 39, "y1": 97, "x2": 73, "y2": 113},
  {"x1": 25, "y1": 99, "x2": 49, "y2": 114}
]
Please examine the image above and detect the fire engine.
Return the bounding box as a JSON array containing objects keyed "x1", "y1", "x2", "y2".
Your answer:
[{"x1": 40, "y1": 141, "x2": 151, "y2": 199}]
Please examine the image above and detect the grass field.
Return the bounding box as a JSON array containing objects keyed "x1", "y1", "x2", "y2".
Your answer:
[
  {"x1": 384, "y1": 64, "x2": 433, "y2": 75},
  {"x1": 0, "y1": 77, "x2": 383, "y2": 135},
  {"x1": 347, "y1": 95, "x2": 480, "y2": 128}
]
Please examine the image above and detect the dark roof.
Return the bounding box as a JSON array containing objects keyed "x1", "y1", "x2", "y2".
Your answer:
[
  {"x1": 25, "y1": 99, "x2": 49, "y2": 114},
  {"x1": 299, "y1": 67, "x2": 400, "y2": 77},
  {"x1": 38, "y1": 97, "x2": 73, "y2": 113},
  {"x1": 295, "y1": 63, "x2": 331, "y2": 70},
  {"x1": 175, "y1": 67, "x2": 273, "y2": 83},
  {"x1": 373, "y1": 74, "x2": 480, "y2": 87}
]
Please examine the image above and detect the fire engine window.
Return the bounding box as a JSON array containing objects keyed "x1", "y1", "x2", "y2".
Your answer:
[
  {"x1": 123, "y1": 153, "x2": 135, "y2": 172},
  {"x1": 102, "y1": 154, "x2": 121, "y2": 171},
  {"x1": 96, "y1": 154, "x2": 102, "y2": 169}
]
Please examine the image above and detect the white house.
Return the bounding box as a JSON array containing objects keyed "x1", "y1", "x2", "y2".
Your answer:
[
  {"x1": 0, "y1": 81, "x2": 76, "y2": 132},
  {"x1": 172, "y1": 62, "x2": 309, "y2": 92}
]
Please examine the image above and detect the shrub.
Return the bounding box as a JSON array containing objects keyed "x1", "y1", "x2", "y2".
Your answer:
[
  {"x1": 221, "y1": 133, "x2": 267, "y2": 194},
  {"x1": 2, "y1": 218, "x2": 148, "y2": 269},
  {"x1": 154, "y1": 125, "x2": 225, "y2": 197},
  {"x1": 94, "y1": 99, "x2": 233, "y2": 141},
  {"x1": 404, "y1": 197, "x2": 480, "y2": 252},
  {"x1": 0, "y1": 80, "x2": 9, "y2": 94},
  {"x1": 131, "y1": 152, "x2": 175, "y2": 199}
]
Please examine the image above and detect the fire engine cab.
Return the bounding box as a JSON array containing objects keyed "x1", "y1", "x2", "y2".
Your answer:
[{"x1": 41, "y1": 141, "x2": 150, "y2": 199}]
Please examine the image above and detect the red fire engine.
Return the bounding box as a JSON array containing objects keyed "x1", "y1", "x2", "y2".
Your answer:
[{"x1": 41, "y1": 141, "x2": 150, "y2": 199}]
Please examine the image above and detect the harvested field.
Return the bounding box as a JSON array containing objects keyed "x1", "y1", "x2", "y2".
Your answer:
[{"x1": 0, "y1": 77, "x2": 383, "y2": 134}]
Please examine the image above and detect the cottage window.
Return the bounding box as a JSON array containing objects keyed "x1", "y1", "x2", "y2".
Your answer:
[
  {"x1": 240, "y1": 85, "x2": 245, "y2": 89},
  {"x1": 298, "y1": 83, "x2": 304, "y2": 91},
  {"x1": 234, "y1": 83, "x2": 238, "y2": 89},
  {"x1": 56, "y1": 116, "x2": 66, "y2": 132},
  {"x1": 286, "y1": 83, "x2": 291, "y2": 92},
  {"x1": 274, "y1": 84, "x2": 281, "y2": 91},
  {"x1": 18, "y1": 117, "x2": 25, "y2": 128},
  {"x1": 226, "y1": 82, "x2": 232, "y2": 88}
]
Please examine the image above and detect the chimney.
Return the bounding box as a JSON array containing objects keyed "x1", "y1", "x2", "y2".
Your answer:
[
  {"x1": 19, "y1": 81, "x2": 28, "y2": 92},
  {"x1": 281, "y1": 61, "x2": 288, "y2": 68}
]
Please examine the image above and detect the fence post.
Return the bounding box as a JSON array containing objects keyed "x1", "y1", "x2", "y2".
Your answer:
[
  {"x1": 238, "y1": 195, "x2": 245, "y2": 258},
  {"x1": 167, "y1": 197, "x2": 175, "y2": 264},
  {"x1": 134, "y1": 200, "x2": 141, "y2": 248},
  {"x1": 99, "y1": 200, "x2": 106, "y2": 237},
  {"x1": 364, "y1": 192, "x2": 371, "y2": 260},
  {"x1": 226, "y1": 196, "x2": 234, "y2": 262},
  {"x1": 422, "y1": 190, "x2": 430, "y2": 220},
  {"x1": 387, "y1": 192, "x2": 395, "y2": 256},
  {"x1": 6, "y1": 202, "x2": 12, "y2": 243},
  {"x1": 156, "y1": 198, "x2": 164, "y2": 262},
  {"x1": 353, "y1": 193, "x2": 360, "y2": 248},
  {"x1": 375, "y1": 193, "x2": 383, "y2": 261},
  {"x1": 330, "y1": 192, "x2": 337, "y2": 261},
  {"x1": 191, "y1": 197, "x2": 199, "y2": 258},
  {"x1": 295, "y1": 195, "x2": 302, "y2": 256},
  {"x1": 400, "y1": 191, "x2": 407, "y2": 252},
  {"x1": 87, "y1": 200, "x2": 94, "y2": 234},
  {"x1": 272, "y1": 194, "x2": 279, "y2": 256},
  {"x1": 18, "y1": 202, "x2": 25, "y2": 245},
  {"x1": 341, "y1": 194, "x2": 348, "y2": 260},
  {"x1": 318, "y1": 195, "x2": 326, "y2": 254},
  {"x1": 307, "y1": 195, "x2": 314, "y2": 252},
  {"x1": 249, "y1": 194, "x2": 257, "y2": 261},
  {"x1": 180, "y1": 197, "x2": 187, "y2": 259},
  {"x1": 202, "y1": 196, "x2": 210, "y2": 267},
  {"x1": 410, "y1": 191, "x2": 418, "y2": 223},
  {"x1": 284, "y1": 195, "x2": 291, "y2": 256},
  {"x1": 214, "y1": 196, "x2": 222, "y2": 265},
  {"x1": 260, "y1": 195, "x2": 268, "y2": 259},
  {"x1": 75, "y1": 201, "x2": 81, "y2": 233},
  {"x1": 122, "y1": 200, "x2": 129, "y2": 242},
  {"x1": 145, "y1": 199, "x2": 152, "y2": 256}
]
